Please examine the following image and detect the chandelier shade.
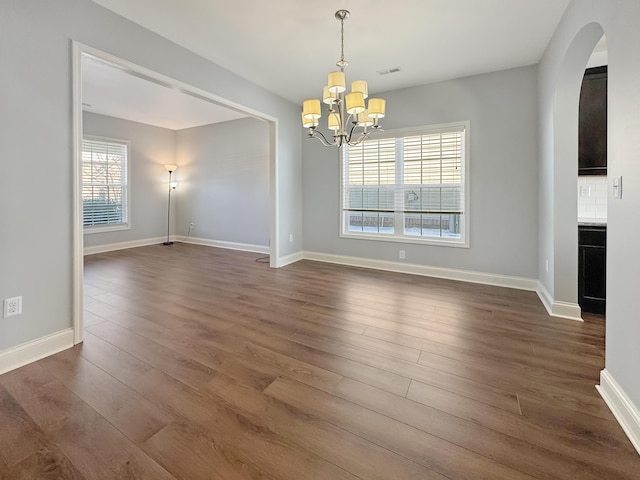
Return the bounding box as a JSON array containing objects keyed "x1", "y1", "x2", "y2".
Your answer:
[
  {"x1": 302, "y1": 99, "x2": 321, "y2": 119},
  {"x1": 302, "y1": 113, "x2": 319, "y2": 128},
  {"x1": 346, "y1": 92, "x2": 365, "y2": 115},
  {"x1": 301, "y1": 10, "x2": 386, "y2": 148},
  {"x1": 351, "y1": 80, "x2": 368, "y2": 98},
  {"x1": 368, "y1": 98, "x2": 386, "y2": 119}
]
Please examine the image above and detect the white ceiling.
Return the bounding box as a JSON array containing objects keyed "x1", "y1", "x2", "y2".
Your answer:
[
  {"x1": 86, "y1": 0, "x2": 574, "y2": 129},
  {"x1": 82, "y1": 55, "x2": 247, "y2": 130}
]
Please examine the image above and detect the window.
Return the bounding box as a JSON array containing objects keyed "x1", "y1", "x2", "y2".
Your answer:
[
  {"x1": 341, "y1": 122, "x2": 469, "y2": 246},
  {"x1": 82, "y1": 137, "x2": 130, "y2": 231}
]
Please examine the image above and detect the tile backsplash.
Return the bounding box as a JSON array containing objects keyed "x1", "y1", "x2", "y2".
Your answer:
[{"x1": 578, "y1": 176, "x2": 607, "y2": 223}]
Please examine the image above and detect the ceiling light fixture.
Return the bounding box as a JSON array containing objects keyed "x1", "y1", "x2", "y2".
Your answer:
[{"x1": 302, "y1": 10, "x2": 386, "y2": 148}]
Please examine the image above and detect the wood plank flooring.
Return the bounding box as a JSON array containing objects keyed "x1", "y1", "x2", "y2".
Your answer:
[{"x1": 1, "y1": 243, "x2": 639, "y2": 479}]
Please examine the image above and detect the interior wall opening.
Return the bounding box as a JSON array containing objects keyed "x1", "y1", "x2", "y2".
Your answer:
[{"x1": 73, "y1": 43, "x2": 278, "y2": 344}]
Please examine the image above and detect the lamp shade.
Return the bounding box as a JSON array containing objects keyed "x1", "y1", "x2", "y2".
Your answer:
[
  {"x1": 170, "y1": 181, "x2": 178, "y2": 189},
  {"x1": 164, "y1": 164, "x2": 178, "y2": 172},
  {"x1": 302, "y1": 99, "x2": 321, "y2": 119},
  {"x1": 357, "y1": 110, "x2": 374, "y2": 127},
  {"x1": 323, "y1": 86, "x2": 336, "y2": 105},
  {"x1": 328, "y1": 71, "x2": 346, "y2": 93},
  {"x1": 301, "y1": 112, "x2": 319, "y2": 128},
  {"x1": 328, "y1": 112, "x2": 340, "y2": 131},
  {"x1": 351, "y1": 80, "x2": 368, "y2": 98},
  {"x1": 367, "y1": 98, "x2": 386, "y2": 119},
  {"x1": 346, "y1": 92, "x2": 365, "y2": 115}
]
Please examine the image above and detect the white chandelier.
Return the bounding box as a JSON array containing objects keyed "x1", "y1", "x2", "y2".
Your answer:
[{"x1": 301, "y1": 10, "x2": 386, "y2": 148}]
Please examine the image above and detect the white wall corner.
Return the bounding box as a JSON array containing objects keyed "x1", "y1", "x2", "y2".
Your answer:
[
  {"x1": 536, "y1": 281, "x2": 582, "y2": 321},
  {"x1": 303, "y1": 251, "x2": 538, "y2": 291},
  {"x1": 597, "y1": 369, "x2": 640, "y2": 456},
  {"x1": 276, "y1": 251, "x2": 304, "y2": 268},
  {"x1": 0, "y1": 328, "x2": 74, "y2": 375}
]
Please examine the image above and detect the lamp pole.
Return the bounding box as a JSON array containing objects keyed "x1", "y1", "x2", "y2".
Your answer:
[{"x1": 163, "y1": 165, "x2": 177, "y2": 246}]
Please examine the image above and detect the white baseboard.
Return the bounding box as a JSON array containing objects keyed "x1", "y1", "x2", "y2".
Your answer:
[
  {"x1": 84, "y1": 236, "x2": 167, "y2": 255},
  {"x1": 183, "y1": 237, "x2": 269, "y2": 254},
  {"x1": 84, "y1": 236, "x2": 270, "y2": 256},
  {"x1": 536, "y1": 281, "x2": 582, "y2": 321},
  {"x1": 302, "y1": 251, "x2": 538, "y2": 291},
  {"x1": 276, "y1": 251, "x2": 304, "y2": 268},
  {"x1": 0, "y1": 328, "x2": 74, "y2": 375},
  {"x1": 597, "y1": 369, "x2": 640, "y2": 456}
]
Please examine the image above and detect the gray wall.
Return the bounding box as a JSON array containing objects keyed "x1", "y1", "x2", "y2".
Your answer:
[
  {"x1": 538, "y1": 0, "x2": 640, "y2": 409},
  {"x1": 83, "y1": 112, "x2": 176, "y2": 248},
  {"x1": 175, "y1": 118, "x2": 270, "y2": 247},
  {"x1": 0, "y1": 0, "x2": 301, "y2": 352},
  {"x1": 303, "y1": 65, "x2": 539, "y2": 279}
]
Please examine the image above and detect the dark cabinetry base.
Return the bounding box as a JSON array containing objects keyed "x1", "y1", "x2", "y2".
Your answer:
[{"x1": 578, "y1": 226, "x2": 606, "y2": 315}]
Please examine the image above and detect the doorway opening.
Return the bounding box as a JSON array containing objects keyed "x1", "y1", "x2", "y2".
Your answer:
[
  {"x1": 72, "y1": 43, "x2": 279, "y2": 344},
  {"x1": 577, "y1": 35, "x2": 608, "y2": 318}
]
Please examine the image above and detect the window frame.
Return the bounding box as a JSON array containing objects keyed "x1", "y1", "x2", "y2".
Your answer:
[
  {"x1": 339, "y1": 121, "x2": 470, "y2": 248},
  {"x1": 82, "y1": 135, "x2": 131, "y2": 234}
]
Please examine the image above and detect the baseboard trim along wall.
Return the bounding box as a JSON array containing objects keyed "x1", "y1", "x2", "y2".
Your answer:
[
  {"x1": 182, "y1": 237, "x2": 269, "y2": 254},
  {"x1": 84, "y1": 236, "x2": 270, "y2": 256},
  {"x1": 303, "y1": 251, "x2": 538, "y2": 292},
  {"x1": 597, "y1": 369, "x2": 640, "y2": 456},
  {"x1": 536, "y1": 281, "x2": 582, "y2": 321},
  {"x1": 84, "y1": 236, "x2": 167, "y2": 255},
  {"x1": 0, "y1": 328, "x2": 74, "y2": 375},
  {"x1": 277, "y1": 251, "x2": 304, "y2": 268}
]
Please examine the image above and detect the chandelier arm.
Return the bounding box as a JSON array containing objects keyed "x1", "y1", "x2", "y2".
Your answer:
[
  {"x1": 347, "y1": 131, "x2": 372, "y2": 147},
  {"x1": 307, "y1": 129, "x2": 334, "y2": 147},
  {"x1": 345, "y1": 119, "x2": 358, "y2": 144}
]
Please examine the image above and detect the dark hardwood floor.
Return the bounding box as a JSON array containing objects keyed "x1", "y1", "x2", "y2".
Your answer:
[{"x1": 1, "y1": 243, "x2": 638, "y2": 479}]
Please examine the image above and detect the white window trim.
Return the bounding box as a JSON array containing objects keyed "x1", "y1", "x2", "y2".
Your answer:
[
  {"x1": 82, "y1": 135, "x2": 132, "y2": 234},
  {"x1": 339, "y1": 121, "x2": 470, "y2": 248}
]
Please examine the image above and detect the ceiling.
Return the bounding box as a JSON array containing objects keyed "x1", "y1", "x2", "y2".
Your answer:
[
  {"x1": 82, "y1": 55, "x2": 248, "y2": 130},
  {"x1": 86, "y1": 0, "x2": 574, "y2": 130}
]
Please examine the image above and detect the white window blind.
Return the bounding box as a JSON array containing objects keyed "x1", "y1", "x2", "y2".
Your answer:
[
  {"x1": 342, "y1": 122, "x2": 468, "y2": 245},
  {"x1": 82, "y1": 137, "x2": 129, "y2": 228}
]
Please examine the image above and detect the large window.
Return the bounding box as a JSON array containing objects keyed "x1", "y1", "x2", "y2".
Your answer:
[
  {"x1": 341, "y1": 122, "x2": 469, "y2": 246},
  {"x1": 82, "y1": 137, "x2": 130, "y2": 231}
]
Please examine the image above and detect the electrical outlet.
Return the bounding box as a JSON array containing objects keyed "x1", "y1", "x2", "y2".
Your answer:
[
  {"x1": 4, "y1": 296, "x2": 22, "y2": 318},
  {"x1": 289, "y1": 234, "x2": 294, "y2": 243},
  {"x1": 399, "y1": 250, "x2": 405, "y2": 260}
]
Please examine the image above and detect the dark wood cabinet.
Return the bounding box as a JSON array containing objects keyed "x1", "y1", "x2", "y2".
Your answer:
[
  {"x1": 579, "y1": 66, "x2": 607, "y2": 175},
  {"x1": 578, "y1": 225, "x2": 606, "y2": 315}
]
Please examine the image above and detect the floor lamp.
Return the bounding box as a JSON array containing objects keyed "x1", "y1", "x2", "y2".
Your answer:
[{"x1": 163, "y1": 164, "x2": 178, "y2": 245}]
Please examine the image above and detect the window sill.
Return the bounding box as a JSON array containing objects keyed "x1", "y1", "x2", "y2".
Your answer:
[
  {"x1": 84, "y1": 223, "x2": 130, "y2": 235},
  {"x1": 340, "y1": 231, "x2": 469, "y2": 248}
]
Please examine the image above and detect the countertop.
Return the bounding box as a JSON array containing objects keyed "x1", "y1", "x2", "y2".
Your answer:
[{"x1": 578, "y1": 222, "x2": 607, "y2": 227}]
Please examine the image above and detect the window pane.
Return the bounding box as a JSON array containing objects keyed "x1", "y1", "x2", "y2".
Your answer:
[
  {"x1": 404, "y1": 213, "x2": 421, "y2": 236},
  {"x1": 83, "y1": 138, "x2": 128, "y2": 227},
  {"x1": 421, "y1": 214, "x2": 442, "y2": 237},
  {"x1": 442, "y1": 214, "x2": 462, "y2": 237},
  {"x1": 348, "y1": 212, "x2": 363, "y2": 232}
]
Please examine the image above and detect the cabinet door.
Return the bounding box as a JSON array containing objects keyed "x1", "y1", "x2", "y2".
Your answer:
[
  {"x1": 578, "y1": 244, "x2": 606, "y2": 315},
  {"x1": 578, "y1": 67, "x2": 607, "y2": 175}
]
